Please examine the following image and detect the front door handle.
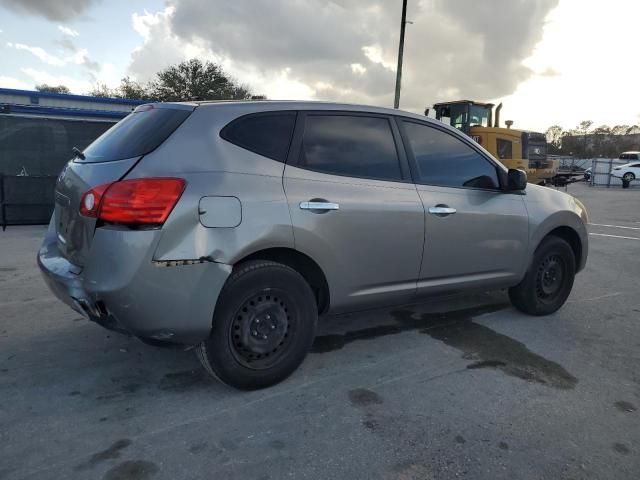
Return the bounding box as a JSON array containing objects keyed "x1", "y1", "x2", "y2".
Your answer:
[
  {"x1": 300, "y1": 201, "x2": 340, "y2": 211},
  {"x1": 428, "y1": 205, "x2": 456, "y2": 216}
]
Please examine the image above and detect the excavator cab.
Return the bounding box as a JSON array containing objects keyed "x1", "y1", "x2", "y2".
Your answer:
[
  {"x1": 430, "y1": 100, "x2": 496, "y2": 135},
  {"x1": 426, "y1": 100, "x2": 557, "y2": 185}
]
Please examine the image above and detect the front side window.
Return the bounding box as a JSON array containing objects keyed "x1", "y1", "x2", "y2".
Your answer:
[
  {"x1": 402, "y1": 121, "x2": 500, "y2": 190},
  {"x1": 298, "y1": 115, "x2": 402, "y2": 181}
]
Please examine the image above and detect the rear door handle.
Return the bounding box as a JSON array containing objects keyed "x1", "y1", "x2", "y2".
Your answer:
[
  {"x1": 428, "y1": 205, "x2": 456, "y2": 216},
  {"x1": 300, "y1": 201, "x2": 340, "y2": 211}
]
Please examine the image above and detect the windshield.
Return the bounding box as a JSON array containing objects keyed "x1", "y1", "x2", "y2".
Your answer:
[{"x1": 469, "y1": 105, "x2": 491, "y2": 127}]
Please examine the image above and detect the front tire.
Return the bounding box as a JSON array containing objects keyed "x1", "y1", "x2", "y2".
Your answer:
[
  {"x1": 622, "y1": 172, "x2": 635, "y2": 182},
  {"x1": 509, "y1": 236, "x2": 576, "y2": 316},
  {"x1": 197, "y1": 260, "x2": 317, "y2": 390}
]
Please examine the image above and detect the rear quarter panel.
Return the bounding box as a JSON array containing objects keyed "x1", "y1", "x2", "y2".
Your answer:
[{"x1": 127, "y1": 105, "x2": 295, "y2": 264}]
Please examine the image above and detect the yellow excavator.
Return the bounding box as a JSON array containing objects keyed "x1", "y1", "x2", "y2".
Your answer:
[{"x1": 427, "y1": 100, "x2": 559, "y2": 185}]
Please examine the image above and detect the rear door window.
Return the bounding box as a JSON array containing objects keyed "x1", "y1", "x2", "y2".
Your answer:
[
  {"x1": 297, "y1": 114, "x2": 402, "y2": 181},
  {"x1": 81, "y1": 106, "x2": 192, "y2": 162},
  {"x1": 221, "y1": 111, "x2": 296, "y2": 162}
]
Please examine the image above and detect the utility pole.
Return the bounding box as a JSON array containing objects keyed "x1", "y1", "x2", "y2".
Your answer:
[{"x1": 393, "y1": 0, "x2": 408, "y2": 109}]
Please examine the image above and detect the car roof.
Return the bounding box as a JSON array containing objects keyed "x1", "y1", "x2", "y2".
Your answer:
[
  {"x1": 161, "y1": 99, "x2": 435, "y2": 123},
  {"x1": 621, "y1": 151, "x2": 640, "y2": 155}
]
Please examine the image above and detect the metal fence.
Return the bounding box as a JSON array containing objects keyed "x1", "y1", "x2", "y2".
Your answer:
[
  {"x1": 0, "y1": 174, "x2": 56, "y2": 230},
  {"x1": 589, "y1": 158, "x2": 631, "y2": 187}
]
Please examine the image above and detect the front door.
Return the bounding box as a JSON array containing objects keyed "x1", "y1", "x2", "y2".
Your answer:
[{"x1": 398, "y1": 119, "x2": 529, "y2": 295}]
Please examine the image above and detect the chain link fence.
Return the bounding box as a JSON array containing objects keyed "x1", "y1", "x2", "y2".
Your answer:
[{"x1": 0, "y1": 174, "x2": 57, "y2": 230}]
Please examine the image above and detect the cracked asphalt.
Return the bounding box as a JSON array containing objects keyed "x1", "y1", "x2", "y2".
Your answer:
[{"x1": 1, "y1": 182, "x2": 639, "y2": 480}]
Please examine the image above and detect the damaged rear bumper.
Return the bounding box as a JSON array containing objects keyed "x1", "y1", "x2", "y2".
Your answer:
[{"x1": 38, "y1": 221, "x2": 232, "y2": 345}]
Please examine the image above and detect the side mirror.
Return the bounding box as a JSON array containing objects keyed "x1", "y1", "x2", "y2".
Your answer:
[{"x1": 507, "y1": 169, "x2": 527, "y2": 191}]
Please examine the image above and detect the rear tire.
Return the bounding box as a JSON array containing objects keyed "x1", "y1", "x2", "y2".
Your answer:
[
  {"x1": 197, "y1": 260, "x2": 317, "y2": 390},
  {"x1": 509, "y1": 236, "x2": 576, "y2": 316}
]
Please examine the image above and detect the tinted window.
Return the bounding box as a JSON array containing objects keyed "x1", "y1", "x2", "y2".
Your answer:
[
  {"x1": 221, "y1": 112, "x2": 296, "y2": 162},
  {"x1": 81, "y1": 107, "x2": 191, "y2": 162},
  {"x1": 628, "y1": 154, "x2": 639, "y2": 160},
  {"x1": 620, "y1": 154, "x2": 629, "y2": 160},
  {"x1": 402, "y1": 121, "x2": 499, "y2": 189},
  {"x1": 496, "y1": 138, "x2": 513, "y2": 159},
  {"x1": 299, "y1": 115, "x2": 402, "y2": 181}
]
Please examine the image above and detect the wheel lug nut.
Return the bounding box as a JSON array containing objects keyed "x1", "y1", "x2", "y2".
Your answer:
[
  {"x1": 256, "y1": 319, "x2": 260, "y2": 324},
  {"x1": 252, "y1": 330, "x2": 257, "y2": 336},
  {"x1": 266, "y1": 315, "x2": 271, "y2": 320},
  {"x1": 263, "y1": 335, "x2": 268, "y2": 339},
  {"x1": 270, "y1": 325, "x2": 276, "y2": 330}
]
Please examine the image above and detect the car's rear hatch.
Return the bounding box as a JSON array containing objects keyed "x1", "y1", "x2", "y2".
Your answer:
[{"x1": 53, "y1": 103, "x2": 194, "y2": 266}]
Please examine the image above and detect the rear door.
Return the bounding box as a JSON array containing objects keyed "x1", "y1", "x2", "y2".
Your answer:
[
  {"x1": 283, "y1": 112, "x2": 425, "y2": 311},
  {"x1": 54, "y1": 104, "x2": 193, "y2": 266},
  {"x1": 398, "y1": 119, "x2": 529, "y2": 294}
]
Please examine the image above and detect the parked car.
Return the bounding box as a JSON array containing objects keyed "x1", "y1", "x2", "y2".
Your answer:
[
  {"x1": 38, "y1": 101, "x2": 589, "y2": 390},
  {"x1": 584, "y1": 167, "x2": 592, "y2": 181},
  {"x1": 611, "y1": 152, "x2": 640, "y2": 182}
]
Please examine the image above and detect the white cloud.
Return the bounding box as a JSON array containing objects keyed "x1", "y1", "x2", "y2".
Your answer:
[
  {"x1": 0, "y1": 75, "x2": 30, "y2": 89},
  {"x1": 12, "y1": 43, "x2": 65, "y2": 66},
  {"x1": 21, "y1": 67, "x2": 92, "y2": 93},
  {"x1": 20, "y1": 62, "x2": 119, "y2": 94},
  {"x1": 0, "y1": 0, "x2": 97, "y2": 22},
  {"x1": 58, "y1": 25, "x2": 79, "y2": 37},
  {"x1": 9, "y1": 42, "x2": 99, "y2": 73},
  {"x1": 127, "y1": 0, "x2": 557, "y2": 112}
]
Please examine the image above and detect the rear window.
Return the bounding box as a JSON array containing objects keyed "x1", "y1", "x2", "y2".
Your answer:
[
  {"x1": 220, "y1": 112, "x2": 296, "y2": 162},
  {"x1": 80, "y1": 106, "x2": 192, "y2": 162}
]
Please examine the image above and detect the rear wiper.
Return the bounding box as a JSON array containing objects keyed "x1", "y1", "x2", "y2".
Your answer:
[{"x1": 72, "y1": 146, "x2": 86, "y2": 161}]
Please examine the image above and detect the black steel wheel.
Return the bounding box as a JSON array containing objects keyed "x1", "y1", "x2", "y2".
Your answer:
[
  {"x1": 509, "y1": 236, "x2": 576, "y2": 316},
  {"x1": 229, "y1": 291, "x2": 295, "y2": 370},
  {"x1": 197, "y1": 260, "x2": 317, "y2": 390}
]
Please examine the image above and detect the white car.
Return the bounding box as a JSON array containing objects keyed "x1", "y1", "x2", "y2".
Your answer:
[{"x1": 611, "y1": 152, "x2": 640, "y2": 182}]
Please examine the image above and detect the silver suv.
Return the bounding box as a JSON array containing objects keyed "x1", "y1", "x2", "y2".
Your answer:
[{"x1": 39, "y1": 101, "x2": 589, "y2": 390}]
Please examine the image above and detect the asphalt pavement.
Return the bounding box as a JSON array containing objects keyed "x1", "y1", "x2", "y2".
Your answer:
[{"x1": 1, "y1": 182, "x2": 639, "y2": 480}]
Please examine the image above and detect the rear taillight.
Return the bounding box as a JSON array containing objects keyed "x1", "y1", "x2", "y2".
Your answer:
[
  {"x1": 79, "y1": 178, "x2": 186, "y2": 226},
  {"x1": 79, "y1": 182, "x2": 113, "y2": 217}
]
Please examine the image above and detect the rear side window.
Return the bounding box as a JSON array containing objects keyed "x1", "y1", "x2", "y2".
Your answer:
[
  {"x1": 402, "y1": 121, "x2": 499, "y2": 190},
  {"x1": 221, "y1": 112, "x2": 296, "y2": 162},
  {"x1": 628, "y1": 154, "x2": 639, "y2": 160},
  {"x1": 81, "y1": 106, "x2": 192, "y2": 162},
  {"x1": 298, "y1": 115, "x2": 402, "y2": 181}
]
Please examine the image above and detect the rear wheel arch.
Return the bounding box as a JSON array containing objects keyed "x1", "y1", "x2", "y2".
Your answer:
[{"x1": 234, "y1": 248, "x2": 330, "y2": 314}]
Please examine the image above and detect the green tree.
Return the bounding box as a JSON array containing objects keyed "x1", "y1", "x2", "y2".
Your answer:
[
  {"x1": 148, "y1": 59, "x2": 252, "y2": 102},
  {"x1": 88, "y1": 83, "x2": 116, "y2": 98},
  {"x1": 117, "y1": 76, "x2": 148, "y2": 100},
  {"x1": 35, "y1": 84, "x2": 70, "y2": 94}
]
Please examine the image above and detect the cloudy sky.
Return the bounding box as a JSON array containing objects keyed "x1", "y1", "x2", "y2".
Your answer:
[{"x1": 0, "y1": 0, "x2": 638, "y2": 131}]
